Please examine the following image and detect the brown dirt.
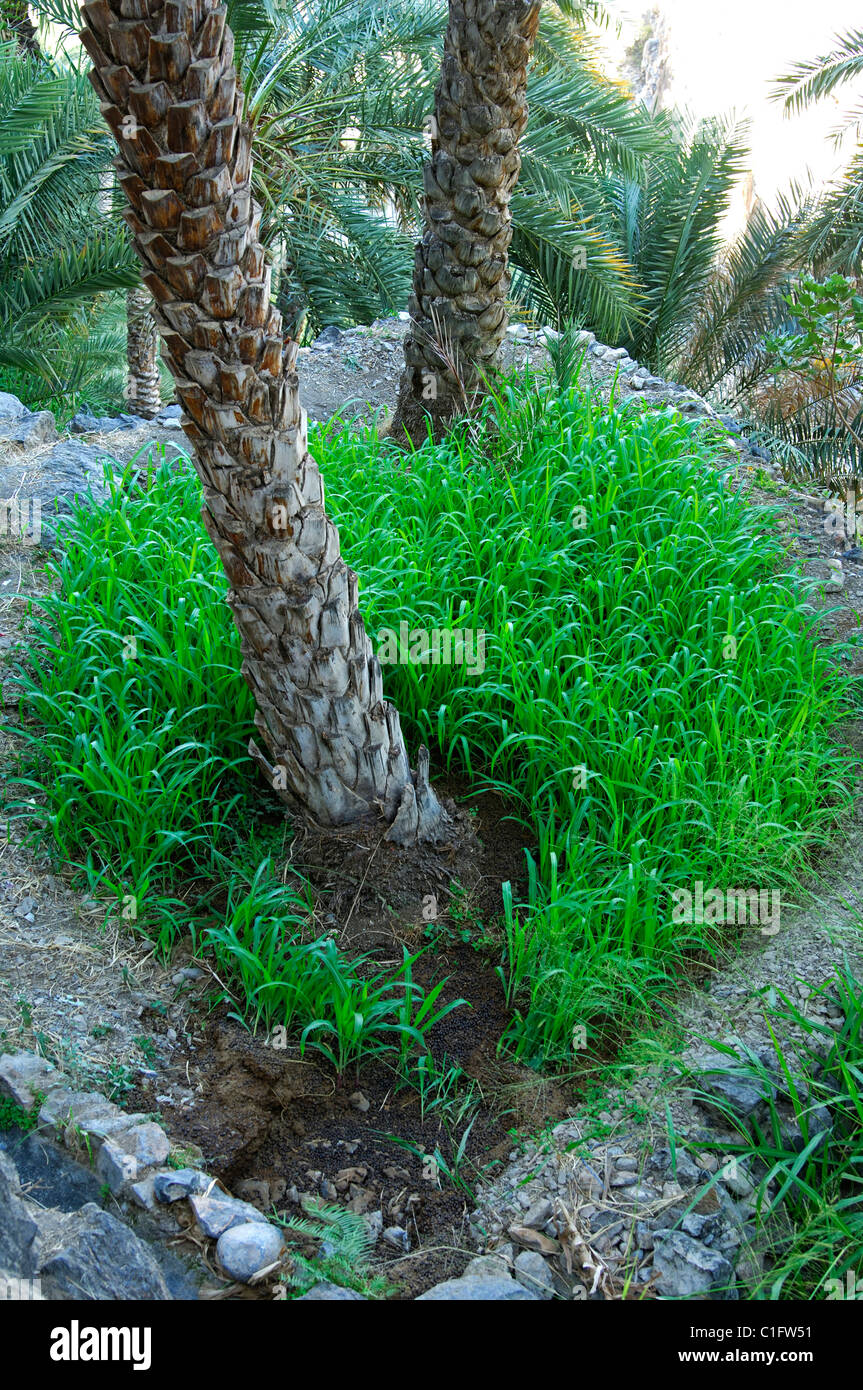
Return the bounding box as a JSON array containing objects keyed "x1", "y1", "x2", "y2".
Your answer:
[{"x1": 112, "y1": 784, "x2": 572, "y2": 1298}]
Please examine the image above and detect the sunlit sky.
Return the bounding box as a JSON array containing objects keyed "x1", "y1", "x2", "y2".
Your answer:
[{"x1": 599, "y1": 0, "x2": 862, "y2": 229}]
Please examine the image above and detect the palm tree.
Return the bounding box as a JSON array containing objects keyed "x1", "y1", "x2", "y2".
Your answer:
[
  {"x1": 773, "y1": 29, "x2": 863, "y2": 276},
  {"x1": 0, "y1": 44, "x2": 137, "y2": 397},
  {"x1": 390, "y1": 0, "x2": 542, "y2": 443},
  {"x1": 125, "y1": 283, "x2": 160, "y2": 417},
  {"x1": 75, "y1": 0, "x2": 448, "y2": 845}
]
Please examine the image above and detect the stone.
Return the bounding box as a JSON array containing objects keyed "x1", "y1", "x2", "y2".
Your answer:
[
  {"x1": 0, "y1": 1150, "x2": 39, "y2": 1277},
  {"x1": 0, "y1": 392, "x2": 56, "y2": 446},
  {"x1": 39, "y1": 1089, "x2": 114, "y2": 1130},
  {"x1": 38, "y1": 1203, "x2": 172, "y2": 1300},
  {"x1": 129, "y1": 1175, "x2": 157, "y2": 1211},
  {"x1": 349, "y1": 1091, "x2": 370, "y2": 1112},
  {"x1": 719, "y1": 1166, "x2": 754, "y2": 1199},
  {"x1": 0, "y1": 440, "x2": 117, "y2": 534},
  {"x1": 514, "y1": 1250, "x2": 555, "y2": 1299},
  {"x1": 314, "y1": 325, "x2": 343, "y2": 347},
  {"x1": 520, "y1": 1197, "x2": 553, "y2": 1229},
  {"x1": 216, "y1": 1222, "x2": 284, "y2": 1282},
  {"x1": 189, "y1": 1192, "x2": 271, "y2": 1239},
  {"x1": 777, "y1": 1106, "x2": 832, "y2": 1154},
  {"x1": 382, "y1": 1225, "x2": 410, "y2": 1253},
  {"x1": 0, "y1": 1052, "x2": 60, "y2": 1112},
  {"x1": 110, "y1": 1121, "x2": 170, "y2": 1170},
  {"x1": 696, "y1": 1152, "x2": 720, "y2": 1174},
  {"x1": 463, "y1": 1254, "x2": 512, "y2": 1280},
  {"x1": 363, "y1": 1210, "x2": 383, "y2": 1242},
  {"x1": 96, "y1": 1138, "x2": 141, "y2": 1195},
  {"x1": 417, "y1": 1276, "x2": 538, "y2": 1301},
  {"x1": 69, "y1": 410, "x2": 100, "y2": 433},
  {"x1": 298, "y1": 1282, "x2": 366, "y2": 1300},
  {"x1": 652, "y1": 1231, "x2": 735, "y2": 1299},
  {"x1": 153, "y1": 1168, "x2": 212, "y2": 1203}
]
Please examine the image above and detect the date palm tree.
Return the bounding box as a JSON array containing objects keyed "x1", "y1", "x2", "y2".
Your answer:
[
  {"x1": 75, "y1": 0, "x2": 448, "y2": 845},
  {"x1": 125, "y1": 282, "x2": 160, "y2": 417},
  {"x1": 773, "y1": 28, "x2": 863, "y2": 276},
  {"x1": 391, "y1": 0, "x2": 542, "y2": 444}
]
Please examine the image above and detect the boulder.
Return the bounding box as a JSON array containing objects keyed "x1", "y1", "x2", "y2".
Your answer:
[
  {"x1": 216, "y1": 1223, "x2": 284, "y2": 1283},
  {"x1": 37, "y1": 1203, "x2": 172, "y2": 1300}
]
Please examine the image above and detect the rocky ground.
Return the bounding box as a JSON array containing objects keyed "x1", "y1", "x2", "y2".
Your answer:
[{"x1": 0, "y1": 318, "x2": 861, "y2": 1300}]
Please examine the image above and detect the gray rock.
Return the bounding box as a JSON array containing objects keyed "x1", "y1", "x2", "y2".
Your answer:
[
  {"x1": 71, "y1": 411, "x2": 144, "y2": 434},
  {"x1": 120, "y1": 1122, "x2": 170, "y2": 1169},
  {"x1": 652, "y1": 1230, "x2": 735, "y2": 1299},
  {"x1": 69, "y1": 410, "x2": 100, "y2": 433},
  {"x1": 0, "y1": 439, "x2": 116, "y2": 535},
  {"x1": 521, "y1": 1197, "x2": 553, "y2": 1230},
  {"x1": 463, "y1": 1254, "x2": 512, "y2": 1280},
  {"x1": 719, "y1": 1165, "x2": 754, "y2": 1199},
  {"x1": 417, "y1": 1276, "x2": 538, "y2": 1301},
  {"x1": 777, "y1": 1106, "x2": 832, "y2": 1154},
  {"x1": 0, "y1": 1150, "x2": 39, "y2": 1277},
  {"x1": 39, "y1": 1088, "x2": 114, "y2": 1130},
  {"x1": 681, "y1": 1210, "x2": 721, "y2": 1242},
  {"x1": 83, "y1": 1109, "x2": 147, "y2": 1145},
  {"x1": 96, "y1": 1138, "x2": 140, "y2": 1194},
  {"x1": 38, "y1": 1203, "x2": 172, "y2": 1300},
  {"x1": 153, "y1": 1168, "x2": 212, "y2": 1203},
  {"x1": 673, "y1": 1151, "x2": 703, "y2": 1186},
  {"x1": 298, "y1": 1281, "x2": 366, "y2": 1300},
  {"x1": 314, "y1": 325, "x2": 343, "y2": 348},
  {"x1": 0, "y1": 1052, "x2": 60, "y2": 1112},
  {"x1": 382, "y1": 1225, "x2": 410, "y2": 1253},
  {"x1": 0, "y1": 392, "x2": 56, "y2": 446},
  {"x1": 129, "y1": 1175, "x2": 157, "y2": 1211},
  {"x1": 189, "y1": 1192, "x2": 271, "y2": 1239},
  {"x1": 514, "y1": 1250, "x2": 555, "y2": 1299},
  {"x1": 216, "y1": 1222, "x2": 284, "y2": 1282}
]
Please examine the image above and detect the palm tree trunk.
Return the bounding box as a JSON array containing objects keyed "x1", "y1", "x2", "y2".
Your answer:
[
  {"x1": 126, "y1": 283, "x2": 161, "y2": 418},
  {"x1": 391, "y1": 0, "x2": 541, "y2": 445},
  {"x1": 77, "y1": 0, "x2": 448, "y2": 846}
]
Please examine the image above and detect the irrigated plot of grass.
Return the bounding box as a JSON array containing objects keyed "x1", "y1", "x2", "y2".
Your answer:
[{"x1": 5, "y1": 378, "x2": 856, "y2": 1063}]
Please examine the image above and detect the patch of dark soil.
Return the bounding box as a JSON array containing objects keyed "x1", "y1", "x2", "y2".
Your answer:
[
  {"x1": 129, "y1": 783, "x2": 573, "y2": 1297},
  {"x1": 284, "y1": 777, "x2": 530, "y2": 955}
]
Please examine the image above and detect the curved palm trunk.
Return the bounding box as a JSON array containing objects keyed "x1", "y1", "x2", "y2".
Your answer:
[
  {"x1": 391, "y1": 0, "x2": 540, "y2": 445},
  {"x1": 78, "y1": 0, "x2": 448, "y2": 845},
  {"x1": 126, "y1": 283, "x2": 161, "y2": 418}
]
